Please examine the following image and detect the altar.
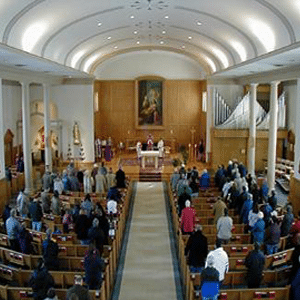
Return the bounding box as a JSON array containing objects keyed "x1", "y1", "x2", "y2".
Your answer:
[{"x1": 140, "y1": 150, "x2": 160, "y2": 169}]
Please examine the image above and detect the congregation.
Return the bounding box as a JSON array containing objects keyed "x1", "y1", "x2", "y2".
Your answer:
[
  {"x1": 170, "y1": 160, "x2": 300, "y2": 300},
  {"x1": 2, "y1": 159, "x2": 128, "y2": 300}
]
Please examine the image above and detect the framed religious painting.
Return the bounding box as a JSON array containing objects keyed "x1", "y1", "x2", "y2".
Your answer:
[{"x1": 135, "y1": 77, "x2": 165, "y2": 129}]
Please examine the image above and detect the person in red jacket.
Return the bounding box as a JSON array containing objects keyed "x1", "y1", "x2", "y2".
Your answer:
[
  {"x1": 289, "y1": 211, "x2": 300, "y2": 246},
  {"x1": 180, "y1": 200, "x2": 196, "y2": 234}
]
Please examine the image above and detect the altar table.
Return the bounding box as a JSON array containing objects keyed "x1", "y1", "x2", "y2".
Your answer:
[{"x1": 140, "y1": 150, "x2": 159, "y2": 169}]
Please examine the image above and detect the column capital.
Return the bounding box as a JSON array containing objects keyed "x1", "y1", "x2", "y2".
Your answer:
[
  {"x1": 20, "y1": 81, "x2": 31, "y2": 87},
  {"x1": 270, "y1": 81, "x2": 280, "y2": 87},
  {"x1": 250, "y1": 83, "x2": 258, "y2": 88}
]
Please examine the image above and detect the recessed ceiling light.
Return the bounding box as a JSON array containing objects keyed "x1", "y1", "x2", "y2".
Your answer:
[
  {"x1": 114, "y1": 46, "x2": 118, "y2": 49},
  {"x1": 97, "y1": 22, "x2": 102, "y2": 27},
  {"x1": 162, "y1": 30, "x2": 166, "y2": 34},
  {"x1": 181, "y1": 45, "x2": 186, "y2": 49},
  {"x1": 130, "y1": 15, "x2": 135, "y2": 19},
  {"x1": 196, "y1": 21, "x2": 202, "y2": 26},
  {"x1": 188, "y1": 36, "x2": 192, "y2": 40},
  {"x1": 137, "y1": 41, "x2": 140, "y2": 44},
  {"x1": 134, "y1": 30, "x2": 138, "y2": 34},
  {"x1": 164, "y1": 15, "x2": 169, "y2": 19},
  {"x1": 107, "y1": 36, "x2": 111, "y2": 40},
  {"x1": 160, "y1": 41, "x2": 164, "y2": 44}
]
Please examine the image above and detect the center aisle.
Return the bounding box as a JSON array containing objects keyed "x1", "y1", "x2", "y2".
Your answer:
[{"x1": 117, "y1": 182, "x2": 178, "y2": 300}]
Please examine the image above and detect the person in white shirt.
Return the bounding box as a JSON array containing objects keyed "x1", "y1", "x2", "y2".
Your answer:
[
  {"x1": 205, "y1": 240, "x2": 229, "y2": 282},
  {"x1": 136, "y1": 141, "x2": 142, "y2": 159},
  {"x1": 217, "y1": 208, "x2": 233, "y2": 243},
  {"x1": 157, "y1": 138, "x2": 164, "y2": 158}
]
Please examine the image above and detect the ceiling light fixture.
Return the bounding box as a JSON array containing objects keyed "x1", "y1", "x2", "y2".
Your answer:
[
  {"x1": 181, "y1": 45, "x2": 185, "y2": 49},
  {"x1": 164, "y1": 15, "x2": 169, "y2": 19},
  {"x1": 114, "y1": 46, "x2": 118, "y2": 49},
  {"x1": 160, "y1": 41, "x2": 164, "y2": 44},
  {"x1": 196, "y1": 21, "x2": 202, "y2": 26},
  {"x1": 107, "y1": 36, "x2": 111, "y2": 40},
  {"x1": 134, "y1": 30, "x2": 138, "y2": 34},
  {"x1": 188, "y1": 36, "x2": 192, "y2": 40},
  {"x1": 130, "y1": 15, "x2": 135, "y2": 19},
  {"x1": 97, "y1": 22, "x2": 102, "y2": 26},
  {"x1": 137, "y1": 41, "x2": 140, "y2": 44},
  {"x1": 162, "y1": 30, "x2": 166, "y2": 34}
]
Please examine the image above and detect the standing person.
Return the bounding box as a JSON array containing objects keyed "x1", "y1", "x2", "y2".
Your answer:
[
  {"x1": 217, "y1": 208, "x2": 233, "y2": 244},
  {"x1": 99, "y1": 162, "x2": 107, "y2": 176},
  {"x1": 205, "y1": 240, "x2": 229, "y2": 283},
  {"x1": 62, "y1": 209, "x2": 73, "y2": 234},
  {"x1": 17, "y1": 223, "x2": 33, "y2": 254},
  {"x1": 29, "y1": 259, "x2": 54, "y2": 300},
  {"x1": 251, "y1": 211, "x2": 265, "y2": 245},
  {"x1": 136, "y1": 141, "x2": 142, "y2": 160},
  {"x1": 66, "y1": 275, "x2": 91, "y2": 300},
  {"x1": 240, "y1": 193, "x2": 253, "y2": 226},
  {"x1": 53, "y1": 175, "x2": 64, "y2": 195},
  {"x1": 5, "y1": 208, "x2": 21, "y2": 251},
  {"x1": 245, "y1": 242, "x2": 265, "y2": 288},
  {"x1": 213, "y1": 197, "x2": 227, "y2": 225},
  {"x1": 289, "y1": 211, "x2": 300, "y2": 246},
  {"x1": 42, "y1": 229, "x2": 59, "y2": 270},
  {"x1": 83, "y1": 170, "x2": 93, "y2": 194},
  {"x1": 75, "y1": 209, "x2": 90, "y2": 245},
  {"x1": 180, "y1": 200, "x2": 196, "y2": 235},
  {"x1": 199, "y1": 169, "x2": 210, "y2": 190},
  {"x1": 16, "y1": 189, "x2": 29, "y2": 218},
  {"x1": 41, "y1": 188, "x2": 51, "y2": 214},
  {"x1": 87, "y1": 218, "x2": 105, "y2": 254},
  {"x1": 201, "y1": 256, "x2": 220, "y2": 300},
  {"x1": 265, "y1": 215, "x2": 281, "y2": 255},
  {"x1": 198, "y1": 139, "x2": 205, "y2": 162},
  {"x1": 84, "y1": 244, "x2": 105, "y2": 291},
  {"x1": 281, "y1": 204, "x2": 294, "y2": 237},
  {"x1": 2, "y1": 203, "x2": 11, "y2": 232},
  {"x1": 147, "y1": 134, "x2": 154, "y2": 150},
  {"x1": 95, "y1": 172, "x2": 107, "y2": 193},
  {"x1": 51, "y1": 190, "x2": 61, "y2": 216},
  {"x1": 177, "y1": 186, "x2": 191, "y2": 216},
  {"x1": 116, "y1": 166, "x2": 126, "y2": 188},
  {"x1": 158, "y1": 138, "x2": 164, "y2": 158},
  {"x1": 170, "y1": 168, "x2": 180, "y2": 191},
  {"x1": 268, "y1": 190, "x2": 277, "y2": 210},
  {"x1": 42, "y1": 169, "x2": 52, "y2": 192},
  {"x1": 29, "y1": 198, "x2": 43, "y2": 232},
  {"x1": 185, "y1": 224, "x2": 208, "y2": 273},
  {"x1": 106, "y1": 168, "x2": 116, "y2": 190},
  {"x1": 81, "y1": 194, "x2": 94, "y2": 218}
]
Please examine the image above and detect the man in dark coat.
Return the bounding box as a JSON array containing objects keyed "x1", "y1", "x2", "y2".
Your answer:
[
  {"x1": 185, "y1": 224, "x2": 208, "y2": 273},
  {"x1": 42, "y1": 229, "x2": 59, "y2": 270},
  {"x1": 245, "y1": 242, "x2": 265, "y2": 288},
  {"x1": 178, "y1": 186, "x2": 191, "y2": 216},
  {"x1": 66, "y1": 275, "x2": 91, "y2": 300},
  {"x1": 281, "y1": 204, "x2": 294, "y2": 237},
  {"x1": 116, "y1": 166, "x2": 126, "y2": 188},
  {"x1": 29, "y1": 259, "x2": 55, "y2": 300},
  {"x1": 29, "y1": 198, "x2": 43, "y2": 232},
  {"x1": 88, "y1": 218, "x2": 105, "y2": 254}
]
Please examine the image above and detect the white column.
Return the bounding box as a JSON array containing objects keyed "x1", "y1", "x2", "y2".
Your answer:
[
  {"x1": 294, "y1": 79, "x2": 300, "y2": 179},
  {"x1": 267, "y1": 81, "x2": 280, "y2": 191},
  {"x1": 0, "y1": 79, "x2": 5, "y2": 180},
  {"x1": 21, "y1": 81, "x2": 33, "y2": 195},
  {"x1": 43, "y1": 83, "x2": 52, "y2": 172},
  {"x1": 248, "y1": 83, "x2": 258, "y2": 176},
  {"x1": 206, "y1": 86, "x2": 213, "y2": 162}
]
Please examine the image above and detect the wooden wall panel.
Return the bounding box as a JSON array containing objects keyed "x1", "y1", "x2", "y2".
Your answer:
[
  {"x1": 94, "y1": 80, "x2": 206, "y2": 147},
  {"x1": 212, "y1": 129, "x2": 287, "y2": 172},
  {"x1": 289, "y1": 176, "x2": 300, "y2": 215}
]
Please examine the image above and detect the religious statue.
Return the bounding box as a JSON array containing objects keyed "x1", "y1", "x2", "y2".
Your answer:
[
  {"x1": 73, "y1": 122, "x2": 81, "y2": 145},
  {"x1": 95, "y1": 138, "x2": 102, "y2": 159}
]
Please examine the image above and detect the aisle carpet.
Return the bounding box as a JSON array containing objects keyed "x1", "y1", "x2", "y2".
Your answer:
[{"x1": 117, "y1": 182, "x2": 178, "y2": 300}]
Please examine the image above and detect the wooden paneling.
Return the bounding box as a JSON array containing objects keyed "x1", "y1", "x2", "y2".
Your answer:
[
  {"x1": 290, "y1": 176, "x2": 300, "y2": 214},
  {"x1": 94, "y1": 80, "x2": 206, "y2": 146},
  {"x1": 212, "y1": 129, "x2": 287, "y2": 172}
]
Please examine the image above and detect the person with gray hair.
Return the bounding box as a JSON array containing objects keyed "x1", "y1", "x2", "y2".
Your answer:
[
  {"x1": 185, "y1": 223, "x2": 208, "y2": 273},
  {"x1": 88, "y1": 218, "x2": 105, "y2": 254},
  {"x1": 6, "y1": 208, "x2": 21, "y2": 251},
  {"x1": 66, "y1": 274, "x2": 91, "y2": 300}
]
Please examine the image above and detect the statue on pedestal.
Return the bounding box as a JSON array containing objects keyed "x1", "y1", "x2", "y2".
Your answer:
[{"x1": 73, "y1": 122, "x2": 81, "y2": 145}]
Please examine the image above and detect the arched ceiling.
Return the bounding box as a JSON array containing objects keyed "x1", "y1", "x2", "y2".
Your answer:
[{"x1": 1, "y1": 0, "x2": 300, "y2": 79}]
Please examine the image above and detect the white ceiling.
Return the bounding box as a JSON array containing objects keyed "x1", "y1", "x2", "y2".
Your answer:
[{"x1": 1, "y1": 0, "x2": 300, "y2": 80}]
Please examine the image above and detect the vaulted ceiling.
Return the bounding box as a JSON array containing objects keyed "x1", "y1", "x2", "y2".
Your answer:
[{"x1": 1, "y1": 0, "x2": 300, "y2": 79}]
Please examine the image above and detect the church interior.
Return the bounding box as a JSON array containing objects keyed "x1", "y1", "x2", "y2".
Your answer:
[{"x1": 1, "y1": 0, "x2": 300, "y2": 299}]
